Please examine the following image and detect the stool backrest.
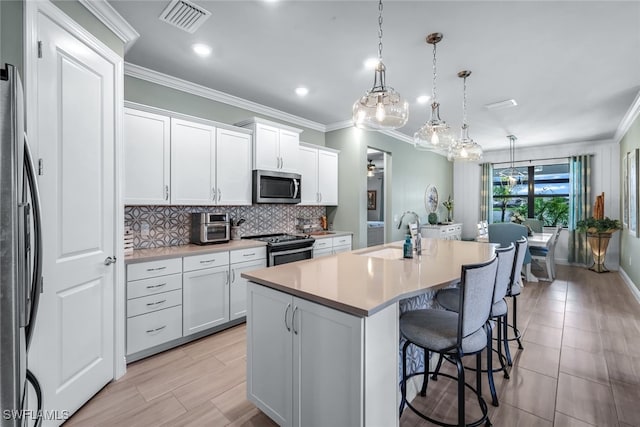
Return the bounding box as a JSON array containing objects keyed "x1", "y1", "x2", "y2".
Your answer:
[
  {"x1": 510, "y1": 237, "x2": 528, "y2": 292},
  {"x1": 494, "y1": 243, "x2": 516, "y2": 305},
  {"x1": 458, "y1": 256, "x2": 499, "y2": 339}
]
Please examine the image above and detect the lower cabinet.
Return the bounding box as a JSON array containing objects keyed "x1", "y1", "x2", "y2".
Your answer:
[
  {"x1": 183, "y1": 265, "x2": 230, "y2": 336},
  {"x1": 313, "y1": 234, "x2": 353, "y2": 258},
  {"x1": 420, "y1": 223, "x2": 462, "y2": 240},
  {"x1": 230, "y1": 258, "x2": 266, "y2": 320},
  {"x1": 247, "y1": 283, "x2": 364, "y2": 427}
]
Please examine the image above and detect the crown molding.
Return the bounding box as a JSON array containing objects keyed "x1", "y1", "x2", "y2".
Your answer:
[
  {"x1": 614, "y1": 90, "x2": 640, "y2": 144},
  {"x1": 325, "y1": 120, "x2": 417, "y2": 147},
  {"x1": 78, "y1": 0, "x2": 139, "y2": 52},
  {"x1": 325, "y1": 120, "x2": 353, "y2": 132},
  {"x1": 124, "y1": 62, "x2": 327, "y2": 132}
]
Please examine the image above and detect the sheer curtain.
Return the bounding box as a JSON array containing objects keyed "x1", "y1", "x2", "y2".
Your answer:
[
  {"x1": 569, "y1": 155, "x2": 592, "y2": 264},
  {"x1": 480, "y1": 163, "x2": 493, "y2": 223}
]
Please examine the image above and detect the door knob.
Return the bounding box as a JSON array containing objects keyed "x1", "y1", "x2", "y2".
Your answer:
[{"x1": 104, "y1": 256, "x2": 117, "y2": 265}]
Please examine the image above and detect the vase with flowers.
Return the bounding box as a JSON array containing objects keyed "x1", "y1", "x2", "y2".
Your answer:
[
  {"x1": 442, "y1": 196, "x2": 453, "y2": 223},
  {"x1": 576, "y1": 192, "x2": 621, "y2": 273}
]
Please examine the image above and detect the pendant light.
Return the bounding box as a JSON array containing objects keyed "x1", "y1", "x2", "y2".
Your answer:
[
  {"x1": 500, "y1": 135, "x2": 525, "y2": 188},
  {"x1": 449, "y1": 70, "x2": 483, "y2": 162},
  {"x1": 414, "y1": 33, "x2": 453, "y2": 152},
  {"x1": 352, "y1": 0, "x2": 408, "y2": 131},
  {"x1": 367, "y1": 159, "x2": 376, "y2": 177}
]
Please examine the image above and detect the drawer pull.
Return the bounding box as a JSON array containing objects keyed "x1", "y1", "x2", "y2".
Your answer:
[
  {"x1": 145, "y1": 325, "x2": 167, "y2": 334},
  {"x1": 146, "y1": 299, "x2": 167, "y2": 307},
  {"x1": 243, "y1": 253, "x2": 256, "y2": 257},
  {"x1": 146, "y1": 283, "x2": 166, "y2": 289},
  {"x1": 200, "y1": 259, "x2": 215, "y2": 264},
  {"x1": 146, "y1": 266, "x2": 167, "y2": 272}
]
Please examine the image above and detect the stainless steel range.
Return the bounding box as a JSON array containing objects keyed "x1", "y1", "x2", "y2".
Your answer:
[{"x1": 243, "y1": 233, "x2": 315, "y2": 266}]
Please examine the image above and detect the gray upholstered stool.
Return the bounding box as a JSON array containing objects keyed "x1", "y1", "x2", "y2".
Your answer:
[
  {"x1": 434, "y1": 243, "x2": 516, "y2": 407},
  {"x1": 399, "y1": 256, "x2": 498, "y2": 427},
  {"x1": 503, "y1": 238, "x2": 528, "y2": 364}
]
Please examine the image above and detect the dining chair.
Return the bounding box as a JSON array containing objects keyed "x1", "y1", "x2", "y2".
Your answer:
[
  {"x1": 530, "y1": 224, "x2": 562, "y2": 281},
  {"x1": 522, "y1": 218, "x2": 543, "y2": 233}
]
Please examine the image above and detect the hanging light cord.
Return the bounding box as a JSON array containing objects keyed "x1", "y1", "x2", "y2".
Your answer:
[
  {"x1": 432, "y1": 42, "x2": 438, "y2": 103},
  {"x1": 461, "y1": 74, "x2": 468, "y2": 128},
  {"x1": 377, "y1": 0, "x2": 383, "y2": 61}
]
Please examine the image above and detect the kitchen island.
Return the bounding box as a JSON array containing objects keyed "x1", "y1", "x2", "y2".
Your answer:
[{"x1": 241, "y1": 239, "x2": 495, "y2": 427}]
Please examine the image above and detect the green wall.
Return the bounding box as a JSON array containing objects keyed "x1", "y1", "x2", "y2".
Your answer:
[
  {"x1": 125, "y1": 76, "x2": 326, "y2": 146},
  {"x1": 1, "y1": 0, "x2": 23, "y2": 74},
  {"x1": 620, "y1": 112, "x2": 640, "y2": 292},
  {"x1": 326, "y1": 127, "x2": 453, "y2": 249}
]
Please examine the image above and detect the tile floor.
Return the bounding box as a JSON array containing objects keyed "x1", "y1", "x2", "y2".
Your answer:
[{"x1": 64, "y1": 265, "x2": 640, "y2": 426}]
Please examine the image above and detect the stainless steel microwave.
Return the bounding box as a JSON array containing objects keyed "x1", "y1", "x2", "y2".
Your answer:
[
  {"x1": 253, "y1": 170, "x2": 301, "y2": 204},
  {"x1": 190, "y1": 213, "x2": 230, "y2": 244}
]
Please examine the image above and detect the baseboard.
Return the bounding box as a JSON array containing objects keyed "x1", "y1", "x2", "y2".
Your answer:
[{"x1": 619, "y1": 267, "x2": 640, "y2": 305}]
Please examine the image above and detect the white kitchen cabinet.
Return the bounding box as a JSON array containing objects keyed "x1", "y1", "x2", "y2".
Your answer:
[
  {"x1": 229, "y1": 250, "x2": 267, "y2": 320},
  {"x1": 170, "y1": 118, "x2": 216, "y2": 205},
  {"x1": 216, "y1": 127, "x2": 252, "y2": 205},
  {"x1": 332, "y1": 235, "x2": 352, "y2": 254},
  {"x1": 124, "y1": 108, "x2": 171, "y2": 205},
  {"x1": 247, "y1": 283, "x2": 363, "y2": 427},
  {"x1": 299, "y1": 143, "x2": 339, "y2": 206},
  {"x1": 236, "y1": 117, "x2": 302, "y2": 173},
  {"x1": 421, "y1": 223, "x2": 462, "y2": 240},
  {"x1": 313, "y1": 235, "x2": 352, "y2": 257}
]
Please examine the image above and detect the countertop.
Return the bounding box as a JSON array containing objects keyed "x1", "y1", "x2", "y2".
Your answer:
[
  {"x1": 241, "y1": 239, "x2": 496, "y2": 317},
  {"x1": 296, "y1": 230, "x2": 353, "y2": 239},
  {"x1": 124, "y1": 240, "x2": 267, "y2": 264}
]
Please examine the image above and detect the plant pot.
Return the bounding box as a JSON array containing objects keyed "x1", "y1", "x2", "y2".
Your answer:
[{"x1": 586, "y1": 232, "x2": 613, "y2": 273}]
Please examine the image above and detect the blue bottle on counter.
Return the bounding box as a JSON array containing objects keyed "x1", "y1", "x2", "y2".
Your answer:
[{"x1": 403, "y1": 235, "x2": 413, "y2": 259}]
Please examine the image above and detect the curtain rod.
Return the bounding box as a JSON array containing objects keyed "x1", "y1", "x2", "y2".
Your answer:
[{"x1": 488, "y1": 153, "x2": 594, "y2": 167}]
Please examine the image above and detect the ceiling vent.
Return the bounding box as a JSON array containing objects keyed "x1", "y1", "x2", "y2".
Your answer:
[
  {"x1": 159, "y1": 0, "x2": 211, "y2": 34},
  {"x1": 484, "y1": 99, "x2": 518, "y2": 111}
]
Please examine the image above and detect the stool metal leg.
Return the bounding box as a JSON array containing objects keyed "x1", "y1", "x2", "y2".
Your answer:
[
  {"x1": 400, "y1": 341, "x2": 410, "y2": 416},
  {"x1": 456, "y1": 356, "x2": 465, "y2": 426},
  {"x1": 512, "y1": 295, "x2": 524, "y2": 349},
  {"x1": 485, "y1": 323, "x2": 499, "y2": 407},
  {"x1": 420, "y1": 349, "x2": 429, "y2": 397},
  {"x1": 502, "y1": 314, "x2": 513, "y2": 367},
  {"x1": 431, "y1": 353, "x2": 444, "y2": 380}
]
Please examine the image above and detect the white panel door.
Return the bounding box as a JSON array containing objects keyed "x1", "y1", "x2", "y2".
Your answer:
[
  {"x1": 171, "y1": 118, "x2": 215, "y2": 205},
  {"x1": 278, "y1": 129, "x2": 300, "y2": 173},
  {"x1": 298, "y1": 145, "x2": 319, "y2": 205},
  {"x1": 124, "y1": 108, "x2": 170, "y2": 204},
  {"x1": 254, "y1": 123, "x2": 279, "y2": 171},
  {"x1": 229, "y1": 259, "x2": 266, "y2": 320},
  {"x1": 183, "y1": 266, "x2": 230, "y2": 335},
  {"x1": 318, "y1": 150, "x2": 338, "y2": 205},
  {"x1": 31, "y1": 12, "x2": 116, "y2": 421},
  {"x1": 216, "y1": 128, "x2": 252, "y2": 205}
]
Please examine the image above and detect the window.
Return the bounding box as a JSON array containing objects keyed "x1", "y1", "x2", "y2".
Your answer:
[{"x1": 492, "y1": 163, "x2": 570, "y2": 227}]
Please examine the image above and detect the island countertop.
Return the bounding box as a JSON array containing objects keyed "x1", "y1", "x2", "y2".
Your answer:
[{"x1": 241, "y1": 239, "x2": 495, "y2": 317}]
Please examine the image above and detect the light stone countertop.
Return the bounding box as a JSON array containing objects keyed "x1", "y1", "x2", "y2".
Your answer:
[
  {"x1": 241, "y1": 239, "x2": 496, "y2": 317},
  {"x1": 295, "y1": 230, "x2": 353, "y2": 239},
  {"x1": 124, "y1": 240, "x2": 267, "y2": 264}
]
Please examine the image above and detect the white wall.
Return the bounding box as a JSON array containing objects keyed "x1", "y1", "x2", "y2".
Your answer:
[{"x1": 454, "y1": 139, "x2": 621, "y2": 268}]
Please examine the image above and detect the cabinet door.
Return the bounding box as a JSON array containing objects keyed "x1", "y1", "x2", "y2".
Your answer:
[
  {"x1": 124, "y1": 109, "x2": 170, "y2": 204},
  {"x1": 254, "y1": 123, "x2": 279, "y2": 171},
  {"x1": 298, "y1": 145, "x2": 319, "y2": 205},
  {"x1": 183, "y1": 265, "x2": 229, "y2": 335},
  {"x1": 171, "y1": 118, "x2": 215, "y2": 205},
  {"x1": 293, "y1": 297, "x2": 363, "y2": 427},
  {"x1": 317, "y1": 150, "x2": 338, "y2": 205},
  {"x1": 278, "y1": 129, "x2": 300, "y2": 173},
  {"x1": 230, "y1": 259, "x2": 266, "y2": 320},
  {"x1": 247, "y1": 283, "x2": 293, "y2": 426},
  {"x1": 216, "y1": 128, "x2": 252, "y2": 205}
]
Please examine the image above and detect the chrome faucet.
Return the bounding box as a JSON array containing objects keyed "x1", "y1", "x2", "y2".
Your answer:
[{"x1": 397, "y1": 211, "x2": 422, "y2": 255}]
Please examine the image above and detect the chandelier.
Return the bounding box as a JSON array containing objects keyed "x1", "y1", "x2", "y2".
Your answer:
[
  {"x1": 499, "y1": 135, "x2": 525, "y2": 187},
  {"x1": 414, "y1": 33, "x2": 453, "y2": 152},
  {"x1": 367, "y1": 160, "x2": 376, "y2": 177},
  {"x1": 448, "y1": 70, "x2": 483, "y2": 162},
  {"x1": 352, "y1": 0, "x2": 409, "y2": 131}
]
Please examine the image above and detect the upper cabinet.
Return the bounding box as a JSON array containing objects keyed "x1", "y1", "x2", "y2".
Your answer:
[
  {"x1": 124, "y1": 106, "x2": 252, "y2": 206},
  {"x1": 236, "y1": 117, "x2": 302, "y2": 173},
  {"x1": 124, "y1": 108, "x2": 171, "y2": 205},
  {"x1": 299, "y1": 143, "x2": 339, "y2": 206}
]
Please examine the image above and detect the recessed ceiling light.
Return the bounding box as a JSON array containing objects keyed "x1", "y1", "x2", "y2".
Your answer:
[
  {"x1": 364, "y1": 57, "x2": 379, "y2": 70},
  {"x1": 192, "y1": 43, "x2": 212, "y2": 57},
  {"x1": 417, "y1": 95, "x2": 430, "y2": 104},
  {"x1": 484, "y1": 99, "x2": 518, "y2": 110},
  {"x1": 295, "y1": 87, "x2": 309, "y2": 97}
]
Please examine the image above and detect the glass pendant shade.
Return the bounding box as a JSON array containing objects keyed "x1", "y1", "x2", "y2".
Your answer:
[
  {"x1": 499, "y1": 135, "x2": 524, "y2": 186},
  {"x1": 449, "y1": 70, "x2": 483, "y2": 162},
  {"x1": 353, "y1": 62, "x2": 409, "y2": 130},
  {"x1": 414, "y1": 102, "x2": 453, "y2": 151}
]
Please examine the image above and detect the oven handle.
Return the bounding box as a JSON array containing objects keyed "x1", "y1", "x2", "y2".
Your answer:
[{"x1": 293, "y1": 178, "x2": 299, "y2": 199}]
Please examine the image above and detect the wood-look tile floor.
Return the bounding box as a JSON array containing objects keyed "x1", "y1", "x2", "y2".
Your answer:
[{"x1": 65, "y1": 265, "x2": 640, "y2": 427}]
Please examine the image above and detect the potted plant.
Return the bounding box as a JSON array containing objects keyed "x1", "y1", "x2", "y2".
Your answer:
[
  {"x1": 442, "y1": 196, "x2": 453, "y2": 223},
  {"x1": 575, "y1": 192, "x2": 621, "y2": 273}
]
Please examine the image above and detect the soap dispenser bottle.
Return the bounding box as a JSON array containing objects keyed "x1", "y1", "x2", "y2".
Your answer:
[{"x1": 403, "y1": 235, "x2": 413, "y2": 259}]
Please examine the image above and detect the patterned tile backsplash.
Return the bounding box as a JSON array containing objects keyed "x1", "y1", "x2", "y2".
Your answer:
[{"x1": 125, "y1": 205, "x2": 327, "y2": 249}]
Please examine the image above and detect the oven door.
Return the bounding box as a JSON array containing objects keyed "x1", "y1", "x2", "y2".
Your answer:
[
  {"x1": 269, "y1": 246, "x2": 313, "y2": 266},
  {"x1": 201, "y1": 222, "x2": 230, "y2": 243}
]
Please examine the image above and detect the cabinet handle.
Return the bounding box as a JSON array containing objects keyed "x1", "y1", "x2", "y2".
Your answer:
[
  {"x1": 231, "y1": 269, "x2": 236, "y2": 283},
  {"x1": 146, "y1": 283, "x2": 166, "y2": 289},
  {"x1": 226, "y1": 270, "x2": 230, "y2": 285},
  {"x1": 145, "y1": 325, "x2": 166, "y2": 334},
  {"x1": 284, "y1": 303, "x2": 291, "y2": 331},
  {"x1": 292, "y1": 306, "x2": 299, "y2": 335},
  {"x1": 217, "y1": 188, "x2": 222, "y2": 202},
  {"x1": 146, "y1": 266, "x2": 166, "y2": 272},
  {"x1": 146, "y1": 299, "x2": 167, "y2": 307},
  {"x1": 199, "y1": 259, "x2": 215, "y2": 264},
  {"x1": 243, "y1": 253, "x2": 255, "y2": 257},
  {"x1": 212, "y1": 187, "x2": 217, "y2": 200},
  {"x1": 319, "y1": 192, "x2": 322, "y2": 203},
  {"x1": 164, "y1": 185, "x2": 169, "y2": 201}
]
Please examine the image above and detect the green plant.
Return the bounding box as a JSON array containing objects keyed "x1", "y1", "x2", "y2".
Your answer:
[{"x1": 576, "y1": 217, "x2": 622, "y2": 233}]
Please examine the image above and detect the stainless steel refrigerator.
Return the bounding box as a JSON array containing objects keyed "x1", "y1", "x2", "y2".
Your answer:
[{"x1": 0, "y1": 63, "x2": 43, "y2": 426}]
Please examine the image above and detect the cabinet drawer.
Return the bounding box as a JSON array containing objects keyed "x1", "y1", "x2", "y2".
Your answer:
[
  {"x1": 127, "y1": 258, "x2": 182, "y2": 281},
  {"x1": 313, "y1": 238, "x2": 332, "y2": 249},
  {"x1": 230, "y1": 246, "x2": 266, "y2": 264},
  {"x1": 183, "y1": 251, "x2": 230, "y2": 272},
  {"x1": 314, "y1": 248, "x2": 333, "y2": 258},
  {"x1": 333, "y1": 235, "x2": 352, "y2": 247},
  {"x1": 127, "y1": 305, "x2": 182, "y2": 355},
  {"x1": 128, "y1": 273, "x2": 182, "y2": 299},
  {"x1": 127, "y1": 289, "x2": 182, "y2": 318}
]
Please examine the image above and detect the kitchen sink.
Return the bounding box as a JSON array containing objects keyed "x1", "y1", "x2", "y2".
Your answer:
[{"x1": 307, "y1": 231, "x2": 336, "y2": 236}]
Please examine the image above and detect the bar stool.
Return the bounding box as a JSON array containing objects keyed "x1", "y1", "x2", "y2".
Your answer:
[
  {"x1": 434, "y1": 244, "x2": 516, "y2": 407},
  {"x1": 399, "y1": 256, "x2": 498, "y2": 427},
  {"x1": 503, "y1": 237, "x2": 528, "y2": 365}
]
